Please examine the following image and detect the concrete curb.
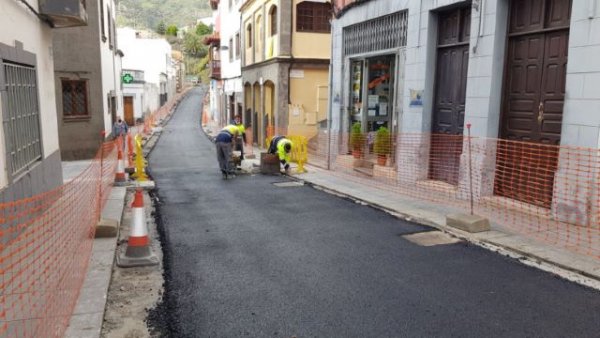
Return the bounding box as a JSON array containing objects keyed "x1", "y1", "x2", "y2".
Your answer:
[
  {"x1": 65, "y1": 187, "x2": 127, "y2": 338},
  {"x1": 294, "y1": 172, "x2": 600, "y2": 290}
]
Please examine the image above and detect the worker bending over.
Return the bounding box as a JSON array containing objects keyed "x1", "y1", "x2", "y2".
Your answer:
[
  {"x1": 215, "y1": 124, "x2": 241, "y2": 179},
  {"x1": 268, "y1": 135, "x2": 293, "y2": 174}
]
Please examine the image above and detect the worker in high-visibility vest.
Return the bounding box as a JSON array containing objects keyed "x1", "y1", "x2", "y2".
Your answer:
[
  {"x1": 233, "y1": 114, "x2": 247, "y2": 160},
  {"x1": 267, "y1": 135, "x2": 293, "y2": 174},
  {"x1": 215, "y1": 124, "x2": 240, "y2": 179}
]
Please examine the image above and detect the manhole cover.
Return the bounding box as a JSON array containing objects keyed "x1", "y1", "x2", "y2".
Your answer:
[
  {"x1": 272, "y1": 181, "x2": 305, "y2": 187},
  {"x1": 402, "y1": 231, "x2": 461, "y2": 246}
]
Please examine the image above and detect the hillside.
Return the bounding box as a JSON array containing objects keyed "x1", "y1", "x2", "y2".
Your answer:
[{"x1": 117, "y1": 0, "x2": 212, "y2": 30}]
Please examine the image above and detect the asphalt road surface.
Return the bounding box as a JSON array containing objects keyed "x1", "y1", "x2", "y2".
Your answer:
[{"x1": 148, "y1": 88, "x2": 600, "y2": 337}]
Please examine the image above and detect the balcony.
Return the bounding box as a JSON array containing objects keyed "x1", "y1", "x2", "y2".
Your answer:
[
  {"x1": 38, "y1": 0, "x2": 88, "y2": 28},
  {"x1": 209, "y1": 60, "x2": 221, "y2": 80}
]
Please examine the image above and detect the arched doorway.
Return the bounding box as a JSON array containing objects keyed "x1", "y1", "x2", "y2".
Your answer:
[{"x1": 264, "y1": 81, "x2": 275, "y2": 142}]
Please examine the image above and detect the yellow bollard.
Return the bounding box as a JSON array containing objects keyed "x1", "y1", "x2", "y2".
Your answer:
[{"x1": 130, "y1": 133, "x2": 149, "y2": 182}]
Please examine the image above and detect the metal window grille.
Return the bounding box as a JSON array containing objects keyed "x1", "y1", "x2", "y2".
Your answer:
[
  {"x1": 343, "y1": 11, "x2": 408, "y2": 56},
  {"x1": 297, "y1": 2, "x2": 332, "y2": 33},
  {"x1": 62, "y1": 80, "x2": 88, "y2": 116},
  {"x1": 1, "y1": 62, "x2": 42, "y2": 176}
]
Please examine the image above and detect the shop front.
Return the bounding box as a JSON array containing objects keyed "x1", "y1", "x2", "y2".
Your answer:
[{"x1": 341, "y1": 10, "x2": 408, "y2": 163}]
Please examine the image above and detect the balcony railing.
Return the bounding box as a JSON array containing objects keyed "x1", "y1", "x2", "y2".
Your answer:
[{"x1": 38, "y1": 0, "x2": 88, "y2": 28}]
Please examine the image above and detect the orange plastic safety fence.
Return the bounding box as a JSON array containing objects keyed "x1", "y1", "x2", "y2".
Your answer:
[
  {"x1": 0, "y1": 141, "x2": 118, "y2": 337},
  {"x1": 308, "y1": 131, "x2": 600, "y2": 259},
  {"x1": 130, "y1": 87, "x2": 192, "y2": 137}
]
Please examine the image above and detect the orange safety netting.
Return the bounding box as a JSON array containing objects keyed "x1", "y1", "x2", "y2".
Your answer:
[
  {"x1": 131, "y1": 87, "x2": 192, "y2": 137},
  {"x1": 0, "y1": 141, "x2": 118, "y2": 337},
  {"x1": 307, "y1": 131, "x2": 600, "y2": 259}
]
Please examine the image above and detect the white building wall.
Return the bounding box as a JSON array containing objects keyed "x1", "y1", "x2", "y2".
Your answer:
[
  {"x1": 0, "y1": 0, "x2": 60, "y2": 189},
  {"x1": 99, "y1": 0, "x2": 123, "y2": 134},
  {"x1": 118, "y1": 28, "x2": 173, "y2": 96}
]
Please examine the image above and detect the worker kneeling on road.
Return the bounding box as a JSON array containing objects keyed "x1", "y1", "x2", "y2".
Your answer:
[
  {"x1": 268, "y1": 135, "x2": 293, "y2": 174},
  {"x1": 215, "y1": 124, "x2": 241, "y2": 179}
]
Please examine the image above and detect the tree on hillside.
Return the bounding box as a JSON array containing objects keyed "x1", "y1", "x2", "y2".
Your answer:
[
  {"x1": 166, "y1": 25, "x2": 179, "y2": 36},
  {"x1": 183, "y1": 32, "x2": 207, "y2": 58},
  {"x1": 196, "y1": 22, "x2": 212, "y2": 36},
  {"x1": 156, "y1": 21, "x2": 166, "y2": 35}
]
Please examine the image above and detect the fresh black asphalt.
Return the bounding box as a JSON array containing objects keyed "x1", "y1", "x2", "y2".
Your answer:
[{"x1": 148, "y1": 88, "x2": 600, "y2": 337}]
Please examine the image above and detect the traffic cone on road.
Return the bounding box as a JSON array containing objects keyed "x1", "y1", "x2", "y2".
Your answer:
[
  {"x1": 114, "y1": 149, "x2": 128, "y2": 186},
  {"x1": 117, "y1": 189, "x2": 159, "y2": 267},
  {"x1": 125, "y1": 133, "x2": 135, "y2": 174}
]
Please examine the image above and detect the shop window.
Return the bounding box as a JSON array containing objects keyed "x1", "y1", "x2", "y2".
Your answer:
[
  {"x1": 296, "y1": 1, "x2": 331, "y2": 33},
  {"x1": 269, "y1": 5, "x2": 278, "y2": 36}
]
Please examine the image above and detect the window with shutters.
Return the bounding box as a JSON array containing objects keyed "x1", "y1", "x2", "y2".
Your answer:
[
  {"x1": 269, "y1": 5, "x2": 278, "y2": 36},
  {"x1": 1, "y1": 62, "x2": 42, "y2": 176},
  {"x1": 296, "y1": 1, "x2": 331, "y2": 33},
  {"x1": 62, "y1": 79, "x2": 89, "y2": 118}
]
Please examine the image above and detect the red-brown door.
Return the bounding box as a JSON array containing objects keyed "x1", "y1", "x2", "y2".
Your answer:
[
  {"x1": 495, "y1": 0, "x2": 571, "y2": 208},
  {"x1": 123, "y1": 96, "x2": 134, "y2": 126},
  {"x1": 429, "y1": 7, "x2": 470, "y2": 185}
]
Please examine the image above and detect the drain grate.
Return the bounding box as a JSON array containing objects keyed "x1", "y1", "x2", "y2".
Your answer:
[
  {"x1": 402, "y1": 231, "x2": 462, "y2": 247},
  {"x1": 272, "y1": 181, "x2": 305, "y2": 188}
]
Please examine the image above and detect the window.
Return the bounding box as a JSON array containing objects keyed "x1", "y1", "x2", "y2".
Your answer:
[
  {"x1": 107, "y1": 6, "x2": 113, "y2": 49},
  {"x1": 61, "y1": 80, "x2": 89, "y2": 117},
  {"x1": 246, "y1": 24, "x2": 252, "y2": 47},
  {"x1": 235, "y1": 33, "x2": 240, "y2": 59},
  {"x1": 100, "y1": 0, "x2": 106, "y2": 41},
  {"x1": 1, "y1": 62, "x2": 42, "y2": 176},
  {"x1": 296, "y1": 1, "x2": 331, "y2": 33},
  {"x1": 229, "y1": 38, "x2": 234, "y2": 61},
  {"x1": 269, "y1": 5, "x2": 278, "y2": 36}
]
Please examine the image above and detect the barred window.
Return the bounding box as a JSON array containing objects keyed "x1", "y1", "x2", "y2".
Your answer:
[
  {"x1": 296, "y1": 1, "x2": 331, "y2": 33},
  {"x1": 1, "y1": 62, "x2": 42, "y2": 176},
  {"x1": 62, "y1": 80, "x2": 89, "y2": 117}
]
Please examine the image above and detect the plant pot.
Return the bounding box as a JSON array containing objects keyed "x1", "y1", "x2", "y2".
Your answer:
[
  {"x1": 352, "y1": 150, "x2": 362, "y2": 159},
  {"x1": 377, "y1": 155, "x2": 387, "y2": 166}
]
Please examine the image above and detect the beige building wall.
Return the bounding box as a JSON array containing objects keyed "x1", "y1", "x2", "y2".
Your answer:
[
  {"x1": 288, "y1": 68, "x2": 329, "y2": 139},
  {"x1": 291, "y1": 0, "x2": 331, "y2": 59}
]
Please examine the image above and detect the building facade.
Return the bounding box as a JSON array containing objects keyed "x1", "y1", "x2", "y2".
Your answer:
[
  {"x1": 0, "y1": 0, "x2": 88, "y2": 201},
  {"x1": 220, "y1": 0, "x2": 244, "y2": 125},
  {"x1": 241, "y1": 0, "x2": 331, "y2": 146},
  {"x1": 329, "y1": 0, "x2": 599, "y2": 225},
  {"x1": 53, "y1": 0, "x2": 123, "y2": 160},
  {"x1": 118, "y1": 28, "x2": 177, "y2": 123}
]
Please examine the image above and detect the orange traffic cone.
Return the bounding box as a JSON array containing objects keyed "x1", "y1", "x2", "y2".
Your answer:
[
  {"x1": 114, "y1": 148, "x2": 128, "y2": 186},
  {"x1": 125, "y1": 133, "x2": 135, "y2": 174},
  {"x1": 117, "y1": 189, "x2": 159, "y2": 267}
]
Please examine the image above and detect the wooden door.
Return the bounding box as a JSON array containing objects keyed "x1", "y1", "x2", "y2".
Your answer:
[
  {"x1": 123, "y1": 96, "x2": 134, "y2": 126},
  {"x1": 495, "y1": 0, "x2": 571, "y2": 208},
  {"x1": 429, "y1": 7, "x2": 470, "y2": 185}
]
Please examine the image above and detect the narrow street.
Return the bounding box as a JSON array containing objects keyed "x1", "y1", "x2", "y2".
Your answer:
[{"x1": 148, "y1": 88, "x2": 600, "y2": 337}]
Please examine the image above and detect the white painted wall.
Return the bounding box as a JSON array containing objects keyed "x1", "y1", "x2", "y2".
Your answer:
[
  {"x1": 0, "y1": 0, "x2": 60, "y2": 189},
  {"x1": 99, "y1": 0, "x2": 123, "y2": 134},
  {"x1": 220, "y1": 0, "x2": 243, "y2": 81},
  {"x1": 123, "y1": 83, "x2": 145, "y2": 120}
]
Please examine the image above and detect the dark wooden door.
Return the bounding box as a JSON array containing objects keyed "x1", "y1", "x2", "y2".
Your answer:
[
  {"x1": 429, "y1": 7, "x2": 470, "y2": 185},
  {"x1": 123, "y1": 96, "x2": 134, "y2": 126},
  {"x1": 495, "y1": 0, "x2": 571, "y2": 207}
]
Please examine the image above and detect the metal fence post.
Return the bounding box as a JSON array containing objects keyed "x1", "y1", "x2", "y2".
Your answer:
[{"x1": 467, "y1": 123, "x2": 474, "y2": 216}]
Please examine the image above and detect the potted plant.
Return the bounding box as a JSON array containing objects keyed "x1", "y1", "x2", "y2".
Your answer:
[
  {"x1": 350, "y1": 122, "x2": 363, "y2": 158},
  {"x1": 373, "y1": 127, "x2": 391, "y2": 166}
]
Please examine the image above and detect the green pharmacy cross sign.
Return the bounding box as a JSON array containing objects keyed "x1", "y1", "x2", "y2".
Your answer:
[{"x1": 122, "y1": 73, "x2": 134, "y2": 84}]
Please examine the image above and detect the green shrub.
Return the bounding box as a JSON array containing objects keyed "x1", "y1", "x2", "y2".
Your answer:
[
  {"x1": 350, "y1": 122, "x2": 363, "y2": 151},
  {"x1": 373, "y1": 127, "x2": 391, "y2": 156}
]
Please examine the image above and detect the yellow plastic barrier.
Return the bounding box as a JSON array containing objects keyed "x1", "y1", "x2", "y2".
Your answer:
[
  {"x1": 130, "y1": 134, "x2": 149, "y2": 182},
  {"x1": 265, "y1": 135, "x2": 307, "y2": 174}
]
